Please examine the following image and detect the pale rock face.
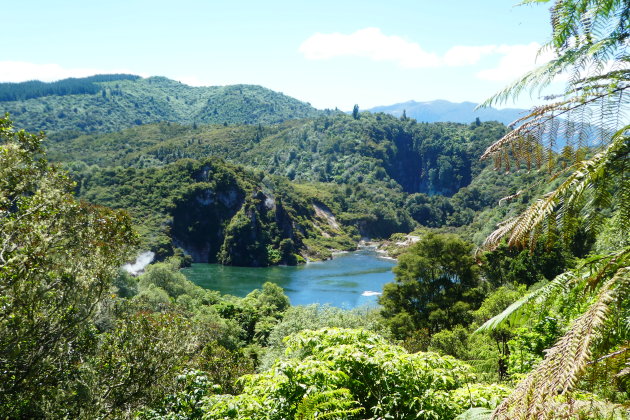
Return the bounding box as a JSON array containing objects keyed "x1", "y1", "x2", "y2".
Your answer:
[{"x1": 312, "y1": 202, "x2": 340, "y2": 230}]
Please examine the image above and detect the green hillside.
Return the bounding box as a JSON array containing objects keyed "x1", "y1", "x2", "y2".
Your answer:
[
  {"x1": 47, "y1": 112, "x2": 506, "y2": 195},
  {"x1": 47, "y1": 111, "x2": 551, "y2": 252},
  {"x1": 0, "y1": 75, "x2": 322, "y2": 134},
  {"x1": 73, "y1": 156, "x2": 357, "y2": 265}
]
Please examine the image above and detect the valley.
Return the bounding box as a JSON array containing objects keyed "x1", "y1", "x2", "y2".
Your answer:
[
  {"x1": 1, "y1": 2, "x2": 628, "y2": 414},
  {"x1": 4, "y1": 76, "x2": 545, "y2": 267}
]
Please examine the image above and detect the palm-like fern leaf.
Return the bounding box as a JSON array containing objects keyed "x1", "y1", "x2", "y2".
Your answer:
[
  {"x1": 483, "y1": 127, "x2": 629, "y2": 251},
  {"x1": 491, "y1": 266, "x2": 629, "y2": 419},
  {"x1": 485, "y1": 0, "x2": 629, "y2": 110},
  {"x1": 477, "y1": 247, "x2": 629, "y2": 332},
  {"x1": 475, "y1": 271, "x2": 575, "y2": 332},
  {"x1": 477, "y1": 1, "x2": 630, "y2": 418}
]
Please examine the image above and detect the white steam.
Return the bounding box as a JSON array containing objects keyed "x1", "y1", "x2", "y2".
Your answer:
[{"x1": 122, "y1": 251, "x2": 155, "y2": 276}]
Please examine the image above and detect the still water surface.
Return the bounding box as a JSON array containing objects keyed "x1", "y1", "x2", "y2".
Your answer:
[{"x1": 182, "y1": 249, "x2": 396, "y2": 308}]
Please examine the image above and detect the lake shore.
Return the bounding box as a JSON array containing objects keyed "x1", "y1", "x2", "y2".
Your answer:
[{"x1": 357, "y1": 233, "x2": 420, "y2": 260}]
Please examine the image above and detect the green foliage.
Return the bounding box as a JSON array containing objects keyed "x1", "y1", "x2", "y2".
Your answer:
[
  {"x1": 138, "y1": 370, "x2": 215, "y2": 420},
  {"x1": 294, "y1": 388, "x2": 363, "y2": 420},
  {"x1": 139, "y1": 259, "x2": 202, "y2": 299},
  {"x1": 69, "y1": 155, "x2": 355, "y2": 265},
  {"x1": 455, "y1": 407, "x2": 493, "y2": 420},
  {"x1": 506, "y1": 317, "x2": 562, "y2": 375},
  {"x1": 351, "y1": 104, "x2": 359, "y2": 120},
  {"x1": 0, "y1": 116, "x2": 137, "y2": 417},
  {"x1": 471, "y1": 284, "x2": 527, "y2": 325},
  {"x1": 476, "y1": 0, "x2": 630, "y2": 415},
  {"x1": 480, "y1": 241, "x2": 570, "y2": 287},
  {"x1": 50, "y1": 112, "x2": 504, "y2": 199},
  {"x1": 260, "y1": 304, "x2": 389, "y2": 369},
  {"x1": 0, "y1": 74, "x2": 140, "y2": 101},
  {"x1": 3, "y1": 76, "x2": 321, "y2": 134},
  {"x1": 72, "y1": 308, "x2": 194, "y2": 418},
  {"x1": 203, "y1": 328, "x2": 476, "y2": 419},
  {"x1": 44, "y1": 111, "x2": 519, "y2": 242},
  {"x1": 450, "y1": 383, "x2": 512, "y2": 413},
  {"x1": 218, "y1": 201, "x2": 269, "y2": 266},
  {"x1": 429, "y1": 325, "x2": 471, "y2": 360},
  {"x1": 380, "y1": 233, "x2": 483, "y2": 335}
]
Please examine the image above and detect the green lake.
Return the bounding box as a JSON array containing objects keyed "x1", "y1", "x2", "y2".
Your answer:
[{"x1": 182, "y1": 249, "x2": 396, "y2": 308}]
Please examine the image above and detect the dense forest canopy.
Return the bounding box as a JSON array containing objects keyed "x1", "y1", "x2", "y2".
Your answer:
[
  {"x1": 0, "y1": 74, "x2": 141, "y2": 101},
  {"x1": 43, "y1": 111, "x2": 550, "y2": 260},
  {"x1": 1, "y1": 75, "x2": 322, "y2": 134}
]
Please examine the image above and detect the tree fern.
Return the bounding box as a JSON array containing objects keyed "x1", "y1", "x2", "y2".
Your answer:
[
  {"x1": 477, "y1": 247, "x2": 630, "y2": 418},
  {"x1": 476, "y1": 1, "x2": 630, "y2": 418},
  {"x1": 475, "y1": 271, "x2": 574, "y2": 332},
  {"x1": 477, "y1": 248, "x2": 629, "y2": 329},
  {"x1": 492, "y1": 266, "x2": 628, "y2": 419},
  {"x1": 483, "y1": 127, "x2": 629, "y2": 250},
  {"x1": 480, "y1": 0, "x2": 629, "y2": 179}
]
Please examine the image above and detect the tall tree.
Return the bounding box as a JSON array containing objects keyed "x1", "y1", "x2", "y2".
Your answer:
[
  {"x1": 380, "y1": 233, "x2": 481, "y2": 336},
  {"x1": 0, "y1": 116, "x2": 136, "y2": 417}
]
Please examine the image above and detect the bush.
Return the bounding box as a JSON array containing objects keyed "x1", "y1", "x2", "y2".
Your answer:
[{"x1": 203, "y1": 328, "x2": 476, "y2": 419}]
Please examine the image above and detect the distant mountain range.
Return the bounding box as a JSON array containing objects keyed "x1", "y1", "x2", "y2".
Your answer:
[
  {"x1": 0, "y1": 75, "x2": 322, "y2": 134},
  {"x1": 368, "y1": 100, "x2": 527, "y2": 126}
]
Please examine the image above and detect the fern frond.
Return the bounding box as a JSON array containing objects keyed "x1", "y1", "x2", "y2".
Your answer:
[
  {"x1": 481, "y1": 82, "x2": 629, "y2": 167},
  {"x1": 487, "y1": 0, "x2": 629, "y2": 110},
  {"x1": 475, "y1": 271, "x2": 575, "y2": 332},
  {"x1": 618, "y1": 151, "x2": 630, "y2": 233},
  {"x1": 483, "y1": 217, "x2": 520, "y2": 250},
  {"x1": 478, "y1": 3, "x2": 630, "y2": 419},
  {"x1": 617, "y1": 359, "x2": 630, "y2": 392},
  {"x1": 483, "y1": 126, "x2": 629, "y2": 250},
  {"x1": 477, "y1": 247, "x2": 630, "y2": 333},
  {"x1": 491, "y1": 266, "x2": 630, "y2": 420}
]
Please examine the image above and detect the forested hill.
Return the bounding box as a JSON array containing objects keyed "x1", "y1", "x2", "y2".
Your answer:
[
  {"x1": 368, "y1": 99, "x2": 525, "y2": 125},
  {"x1": 47, "y1": 112, "x2": 546, "y2": 255},
  {"x1": 48, "y1": 112, "x2": 506, "y2": 198},
  {"x1": 0, "y1": 74, "x2": 322, "y2": 133}
]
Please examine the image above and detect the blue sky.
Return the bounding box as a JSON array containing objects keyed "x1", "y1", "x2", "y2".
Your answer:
[{"x1": 1, "y1": 0, "x2": 555, "y2": 110}]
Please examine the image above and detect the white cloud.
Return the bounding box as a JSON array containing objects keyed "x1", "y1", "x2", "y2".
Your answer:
[
  {"x1": 0, "y1": 61, "x2": 142, "y2": 83},
  {"x1": 299, "y1": 29, "x2": 554, "y2": 81},
  {"x1": 443, "y1": 45, "x2": 497, "y2": 66},
  {"x1": 299, "y1": 27, "x2": 440, "y2": 68},
  {"x1": 476, "y1": 42, "x2": 553, "y2": 82}
]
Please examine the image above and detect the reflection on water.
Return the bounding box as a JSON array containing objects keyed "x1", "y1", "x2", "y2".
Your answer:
[{"x1": 182, "y1": 249, "x2": 396, "y2": 308}]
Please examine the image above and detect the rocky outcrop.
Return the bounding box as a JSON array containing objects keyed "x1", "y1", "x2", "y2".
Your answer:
[
  {"x1": 170, "y1": 179, "x2": 309, "y2": 266},
  {"x1": 313, "y1": 202, "x2": 340, "y2": 230},
  {"x1": 171, "y1": 186, "x2": 245, "y2": 263}
]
